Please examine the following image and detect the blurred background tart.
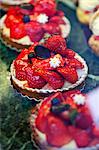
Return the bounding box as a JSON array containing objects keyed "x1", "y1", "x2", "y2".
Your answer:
[
  {"x1": 0, "y1": 0, "x2": 34, "y2": 11},
  {"x1": 30, "y1": 90, "x2": 99, "y2": 149},
  {"x1": 76, "y1": 0, "x2": 99, "y2": 24},
  {"x1": 0, "y1": 0, "x2": 71, "y2": 50},
  {"x1": 89, "y1": 10, "x2": 99, "y2": 56},
  {"x1": 10, "y1": 35, "x2": 88, "y2": 100}
]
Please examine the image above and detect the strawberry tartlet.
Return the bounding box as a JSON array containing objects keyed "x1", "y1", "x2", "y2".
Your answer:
[
  {"x1": 10, "y1": 35, "x2": 88, "y2": 100},
  {"x1": 76, "y1": 0, "x2": 99, "y2": 24},
  {"x1": 0, "y1": 0, "x2": 71, "y2": 51},
  {"x1": 89, "y1": 10, "x2": 99, "y2": 56},
  {"x1": 0, "y1": 0, "x2": 34, "y2": 11},
  {"x1": 30, "y1": 90, "x2": 99, "y2": 150}
]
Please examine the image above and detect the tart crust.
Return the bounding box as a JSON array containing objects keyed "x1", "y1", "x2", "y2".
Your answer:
[
  {"x1": 10, "y1": 53, "x2": 88, "y2": 100},
  {"x1": 0, "y1": 15, "x2": 71, "y2": 51},
  {"x1": 88, "y1": 36, "x2": 99, "y2": 56}
]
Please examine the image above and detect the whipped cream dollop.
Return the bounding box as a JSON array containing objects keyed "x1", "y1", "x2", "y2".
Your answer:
[
  {"x1": 49, "y1": 54, "x2": 61, "y2": 68},
  {"x1": 79, "y1": 0, "x2": 99, "y2": 11},
  {"x1": 91, "y1": 16, "x2": 99, "y2": 35},
  {"x1": 73, "y1": 94, "x2": 85, "y2": 105},
  {"x1": 37, "y1": 14, "x2": 48, "y2": 24}
]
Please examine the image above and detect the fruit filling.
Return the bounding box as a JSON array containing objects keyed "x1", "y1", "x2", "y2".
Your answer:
[
  {"x1": 3, "y1": 0, "x2": 69, "y2": 42},
  {"x1": 13, "y1": 35, "x2": 85, "y2": 90},
  {"x1": 33, "y1": 91, "x2": 99, "y2": 148}
]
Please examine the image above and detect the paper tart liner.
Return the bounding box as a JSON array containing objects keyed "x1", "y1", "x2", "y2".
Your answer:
[
  {"x1": 29, "y1": 104, "x2": 99, "y2": 150},
  {"x1": 10, "y1": 53, "x2": 88, "y2": 100},
  {"x1": 0, "y1": 15, "x2": 71, "y2": 52}
]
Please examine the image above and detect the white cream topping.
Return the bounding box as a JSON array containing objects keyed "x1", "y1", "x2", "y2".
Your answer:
[
  {"x1": 1, "y1": 0, "x2": 31, "y2": 5},
  {"x1": 79, "y1": 0, "x2": 99, "y2": 11},
  {"x1": 91, "y1": 16, "x2": 99, "y2": 36},
  {"x1": 73, "y1": 94, "x2": 85, "y2": 105},
  {"x1": 49, "y1": 54, "x2": 61, "y2": 68},
  {"x1": 37, "y1": 14, "x2": 48, "y2": 24}
]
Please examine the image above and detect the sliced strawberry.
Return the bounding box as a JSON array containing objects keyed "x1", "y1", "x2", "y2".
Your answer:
[
  {"x1": 28, "y1": 42, "x2": 39, "y2": 53},
  {"x1": 35, "y1": 113, "x2": 48, "y2": 133},
  {"x1": 16, "y1": 70, "x2": 26, "y2": 81},
  {"x1": 5, "y1": 14, "x2": 22, "y2": 28},
  {"x1": 34, "y1": 54, "x2": 65, "y2": 70},
  {"x1": 46, "y1": 114, "x2": 72, "y2": 147},
  {"x1": 92, "y1": 126, "x2": 99, "y2": 138},
  {"x1": 49, "y1": 16, "x2": 65, "y2": 24},
  {"x1": 10, "y1": 23, "x2": 26, "y2": 39},
  {"x1": 63, "y1": 90, "x2": 81, "y2": 99},
  {"x1": 25, "y1": 21, "x2": 44, "y2": 42},
  {"x1": 63, "y1": 49, "x2": 76, "y2": 58},
  {"x1": 35, "y1": 69, "x2": 64, "y2": 89},
  {"x1": 67, "y1": 58, "x2": 84, "y2": 69},
  {"x1": 43, "y1": 23, "x2": 61, "y2": 35},
  {"x1": 74, "y1": 130, "x2": 90, "y2": 147},
  {"x1": 15, "y1": 49, "x2": 29, "y2": 61},
  {"x1": 44, "y1": 35, "x2": 67, "y2": 55},
  {"x1": 89, "y1": 138, "x2": 99, "y2": 146},
  {"x1": 25, "y1": 67, "x2": 46, "y2": 89},
  {"x1": 57, "y1": 66, "x2": 78, "y2": 84},
  {"x1": 34, "y1": 0, "x2": 56, "y2": 17}
]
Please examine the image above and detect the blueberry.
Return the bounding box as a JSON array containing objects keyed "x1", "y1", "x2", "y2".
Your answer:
[
  {"x1": 28, "y1": 52, "x2": 36, "y2": 63},
  {"x1": 20, "y1": 4, "x2": 34, "y2": 10},
  {"x1": 34, "y1": 45, "x2": 51, "y2": 59},
  {"x1": 51, "y1": 104, "x2": 70, "y2": 114},
  {"x1": 23, "y1": 15, "x2": 30, "y2": 23},
  {"x1": 51, "y1": 98, "x2": 60, "y2": 106}
]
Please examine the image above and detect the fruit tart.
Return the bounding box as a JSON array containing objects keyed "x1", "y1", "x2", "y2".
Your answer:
[
  {"x1": 0, "y1": 0, "x2": 34, "y2": 11},
  {"x1": 0, "y1": 0, "x2": 71, "y2": 51},
  {"x1": 10, "y1": 35, "x2": 88, "y2": 100},
  {"x1": 30, "y1": 90, "x2": 99, "y2": 149},
  {"x1": 76, "y1": 0, "x2": 99, "y2": 24},
  {"x1": 89, "y1": 10, "x2": 99, "y2": 56}
]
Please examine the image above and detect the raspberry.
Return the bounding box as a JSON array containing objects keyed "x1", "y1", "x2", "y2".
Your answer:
[
  {"x1": 49, "y1": 16, "x2": 65, "y2": 24},
  {"x1": 25, "y1": 21, "x2": 44, "y2": 42},
  {"x1": 34, "y1": 0, "x2": 56, "y2": 17},
  {"x1": 43, "y1": 23, "x2": 61, "y2": 35},
  {"x1": 75, "y1": 113, "x2": 93, "y2": 129}
]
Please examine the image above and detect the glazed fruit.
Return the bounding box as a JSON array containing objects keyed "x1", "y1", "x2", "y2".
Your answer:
[
  {"x1": 32, "y1": 91, "x2": 99, "y2": 149},
  {"x1": 13, "y1": 35, "x2": 85, "y2": 90},
  {"x1": 2, "y1": 0, "x2": 70, "y2": 44}
]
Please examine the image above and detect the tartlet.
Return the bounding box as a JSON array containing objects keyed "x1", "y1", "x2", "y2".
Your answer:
[
  {"x1": 0, "y1": 0, "x2": 34, "y2": 11},
  {"x1": 76, "y1": 0, "x2": 99, "y2": 24},
  {"x1": 89, "y1": 10, "x2": 99, "y2": 56},
  {"x1": 10, "y1": 35, "x2": 88, "y2": 100},
  {"x1": 0, "y1": 0, "x2": 71, "y2": 51},
  {"x1": 30, "y1": 90, "x2": 99, "y2": 149}
]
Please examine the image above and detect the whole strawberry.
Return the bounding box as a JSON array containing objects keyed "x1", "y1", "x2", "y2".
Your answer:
[{"x1": 44, "y1": 35, "x2": 67, "y2": 55}]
